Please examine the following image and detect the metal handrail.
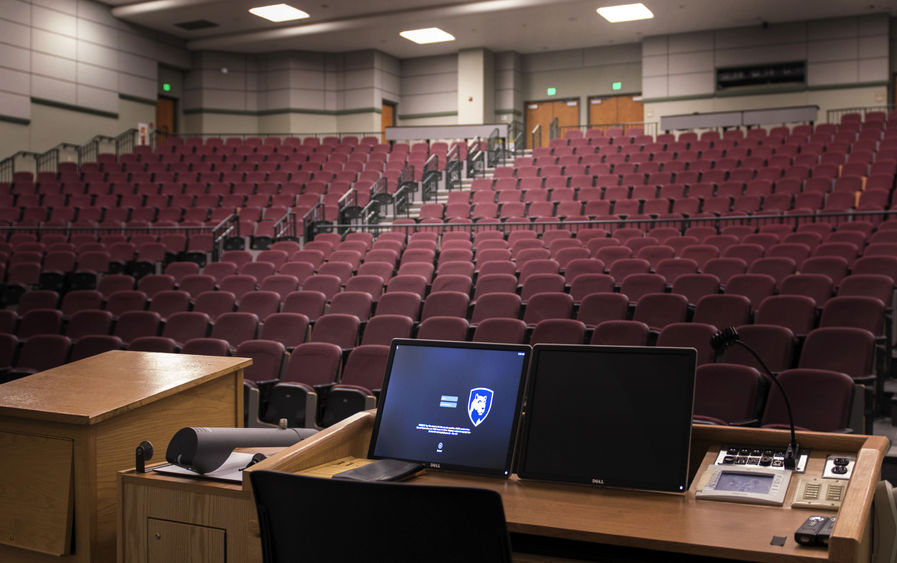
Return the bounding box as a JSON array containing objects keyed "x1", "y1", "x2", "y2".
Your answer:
[
  {"x1": 562, "y1": 122, "x2": 659, "y2": 137},
  {"x1": 312, "y1": 209, "x2": 897, "y2": 238},
  {"x1": 531, "y1": 124, "x2": 542, "y2": 150}
]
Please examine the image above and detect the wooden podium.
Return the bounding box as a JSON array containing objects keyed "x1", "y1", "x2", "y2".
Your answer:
[
  {"x1": 119, "y1": 410, "x2": 889, "y2": 563},
  {"x1": 0, "y1": 351, "x2": 250, "y2": 563}
]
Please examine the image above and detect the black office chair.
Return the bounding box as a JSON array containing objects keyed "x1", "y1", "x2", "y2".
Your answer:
[{"x1": 250, "y1": 470, "x2": 512, "y2": 563}]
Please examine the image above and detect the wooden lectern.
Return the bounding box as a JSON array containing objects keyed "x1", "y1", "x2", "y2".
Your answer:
[
  {"x1": 119, "y1": 410, "x2": 889, "y2": 563},
  {"x1": 0, "y1": 351, "x2": 250, "y2": 563}
]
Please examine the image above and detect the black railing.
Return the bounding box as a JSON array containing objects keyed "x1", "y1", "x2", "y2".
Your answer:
[
  {"x1": 338, "y1": 186, "x2": 367, "y2": 234},
  {"x1": 531, "y1": 124, "x2": 542, "y2": 151},
  {"x1": 466, "y1": 139, "x2": 485, "y2": 179},
  {"x1": 549, "y1": 117, "x2": 559, "y2": 143},
  {"x1": 509, "y1": 120, "x2": 525, "y2": 157},
  {"x1": 445, "y1": 144, "x2": 462, "y2": 192},
  {"x1": 563, "y1": 121, "x2": 659, "y2": 137},
  {"x1": 313, "y1": 209, "x2": 897, "y2": 238},
  {"x1": 301, "y1": 202, "x2": 333, "y2": 241},
  {"x1": 486, "y1": 128, "x2": 501, "y2": 168},
  {"x1": 0, "y1": 152, "x2": 39, "y2": 183},
  {"x1": 79, "y1": 135, "x2": 116, "y2": 164},
  {"x1": 394, "y1": 165, "x2": 417, "y2": 216},
  {"x1": 115, "y1": 128, "x2": 139, "y2": 156},
  {"x1": 369, "y1": 176, "x2": 392, "y2": 216},
  {"x1": 421, "y1": 154, "x2": 440, "y2": 202}
]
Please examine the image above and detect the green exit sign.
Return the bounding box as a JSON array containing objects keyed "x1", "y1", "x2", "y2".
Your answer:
[
  {"x1": 612, "y1": 81, "x2": 622, "y2": 91},
  {"x1": 162, "y1": 83, "x2": 172, "y2": 92},
  {"x1": 547, "y1": 87, "x2": 557, "y2": 96}
]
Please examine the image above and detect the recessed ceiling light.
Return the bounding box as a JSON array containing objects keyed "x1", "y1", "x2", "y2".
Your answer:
[
  {"x1": 399, "y1": 27, "x2": 455, "y2": 45},
  {"x1": 249, "y1": 4, "x2": 310, "y2": 22},
  {"x1": 596, "y1": 3, "x2": 654, "y2": 23}
]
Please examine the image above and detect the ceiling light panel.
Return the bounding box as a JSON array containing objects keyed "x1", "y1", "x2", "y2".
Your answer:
[
  {"x1": 249, "y1": 4, "x2": 310, "y2": 23},
  {"x1": 596, "y1": 3, "x2": 654, "y2": 23},
  {"x1": 399, "y1": 27, "x2": 456, "y2": 45}
]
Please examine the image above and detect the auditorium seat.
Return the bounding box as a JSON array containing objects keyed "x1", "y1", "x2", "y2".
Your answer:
[
  {"x1": 265, "y1": 342, "x2": 342, "y2": 427},
  {"x1": 320, "y1": 344, "x2": 391, "y2": 427}
]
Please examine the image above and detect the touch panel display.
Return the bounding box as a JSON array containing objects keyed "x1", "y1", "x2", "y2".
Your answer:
[
  {"x1": 517, "y1": 345, "x2": 696, "y2": 492},
  {"x1": 369, "y1": 339, "x2": 530, "y2": 477}
]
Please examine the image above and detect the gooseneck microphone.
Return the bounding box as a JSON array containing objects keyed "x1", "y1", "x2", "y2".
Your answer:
[{"x1": 710, "y1": 327, "x2": 800, "y2": 470}]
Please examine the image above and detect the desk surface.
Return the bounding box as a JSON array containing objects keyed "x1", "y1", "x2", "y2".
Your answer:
[{"x1": 0, "y1": 351, "x2": 251, "y2": 425}]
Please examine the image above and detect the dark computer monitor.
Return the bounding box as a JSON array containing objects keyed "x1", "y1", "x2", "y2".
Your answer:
[
  {"x1": 516, "y1": 344, "x2": 697, "y2": 493},
  {"x1": 369, "y1": 339, "x2": 531, "y2": 477}
]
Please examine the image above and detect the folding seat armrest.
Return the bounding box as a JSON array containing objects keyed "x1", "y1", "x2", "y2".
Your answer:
[
  {"x1": 320, "y1": 384, "x2": 376, "y2": 428},
  {"x1": 243, "y1": 383, "x2": 280, "y2": 429},
  {"x1": 264, "y1": 382, "x2": 319, "y2": 429}
]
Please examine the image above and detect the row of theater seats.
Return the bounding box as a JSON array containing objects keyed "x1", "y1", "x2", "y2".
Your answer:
[{"x1": 0, "y1": 221, "x2": 891, "y2": 432}]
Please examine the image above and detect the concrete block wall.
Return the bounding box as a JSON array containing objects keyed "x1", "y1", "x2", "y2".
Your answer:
[{"x1": 0, "y1": 0, "x2": 189, "y2": 155}]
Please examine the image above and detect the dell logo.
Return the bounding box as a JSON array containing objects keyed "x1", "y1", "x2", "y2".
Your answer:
[
  {"x1": 591, "y1": 478, "x2": 605, "y2": 485},
  {"x1": 429, "y1": 463, "x2": 441, "y2": 469}
]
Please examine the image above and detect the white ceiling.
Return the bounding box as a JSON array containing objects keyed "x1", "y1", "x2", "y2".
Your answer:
[{"x1": 102, "y1": 0, "x2": 897, "y2": 59}]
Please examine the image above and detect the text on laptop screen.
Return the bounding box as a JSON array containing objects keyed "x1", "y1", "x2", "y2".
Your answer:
[
  {"x1": 517, "y1": 345, "x2": 696, "y2": 492},
  {"x1": 369, "y1": 339, "x2": 530, "y2": 477}
]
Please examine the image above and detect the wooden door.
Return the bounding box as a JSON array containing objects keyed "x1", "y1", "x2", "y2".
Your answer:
[
  {"x1": 381, "y1": 101, "x2": 396, "y2": 143},
  {"x1": 589, "y1": 94, "x2": 644, "y2": 131},
  {"x1": 525, "y1": 99, "x2": 580, "y2": 149},
  {"x1": 155, "y1": 97, "x2": 176, "y2": 145}
]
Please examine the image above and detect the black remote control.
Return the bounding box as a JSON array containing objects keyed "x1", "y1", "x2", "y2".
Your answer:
[
  {"x1": 818, "y1": 516, "x2": 836, "y2": 547},
  {"x1": 795, "y1": 515, "x2": 830, "y2": 546}
]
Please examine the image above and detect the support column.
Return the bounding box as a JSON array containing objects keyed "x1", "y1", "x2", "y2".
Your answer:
[{"x1": 457, "y1": 49, "x2": 494, "y2": 124}]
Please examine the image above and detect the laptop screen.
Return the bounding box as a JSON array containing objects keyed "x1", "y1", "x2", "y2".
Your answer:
[
  {"x1": 369, "y1": 339, "x2": 531, "y2": 477},
  {"x1": 516, "y1": 344, "x2": 696, "y2": 493}
]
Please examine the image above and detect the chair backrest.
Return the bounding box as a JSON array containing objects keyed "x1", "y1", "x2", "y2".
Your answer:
[
  {"x1": 692, "y1": 294, "x2": 752, "y2": 329},
  {"x1": 258, "y1": 313, "x2": 309, "y2": 350},
  {"x1": 694, "y1": 363, "x2": 765, "y2": 424},
  {"x1": 235, "y1": 339, "x2": 287, "y2": 383},
  {"x1": 656, "y1": 322, "x2": 718, "y2": 364},
  {"x1": 799, "y1": 327, "x2": 875, "y2": 380},
  {"x1": 590, "y1": 320, "x2": 649, "y2": 346},
  {"x1": 754, "y1": 295, "x2": 818, "y2": 336},
  {"x1": 472, "y1": 318, "x2": 527, "y2": 344},
  {"x1": 530, "y1": 319, "x2": 586, "y2": 345},
  {"x1": 416, "y1": 316, "x2": 470, "y2": 341},
  {"x1": 760, "y1": 368, "x2": 854, "y2": 432},
  {"x1": 283, "y1": 342, "x2": 342, "y2": 385},
  {"x1": 375, "y1": 291, "x2": 422, "y2": 320},
  {"x1": 210, "y1": 312, "x2": 260, "y2": 347},
  {"x1": 360, "y1": 315, "x2": 414, "y2": 346},
  {"x1": 249, "y1": 470, "x2": 511, "y2": 563}
]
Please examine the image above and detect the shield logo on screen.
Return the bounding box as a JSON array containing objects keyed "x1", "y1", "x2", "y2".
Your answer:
[{"x1": 467, "y1": 388, "x2": 494, "y2": 427}]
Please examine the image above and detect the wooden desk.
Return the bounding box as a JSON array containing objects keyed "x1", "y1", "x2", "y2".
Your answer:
[
  {"x1": 119, "y1": 411, "x2": 888, "y2": 563},
  {"x1": 0, "y1": 351, "x2": 250, "y2": 563}
]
